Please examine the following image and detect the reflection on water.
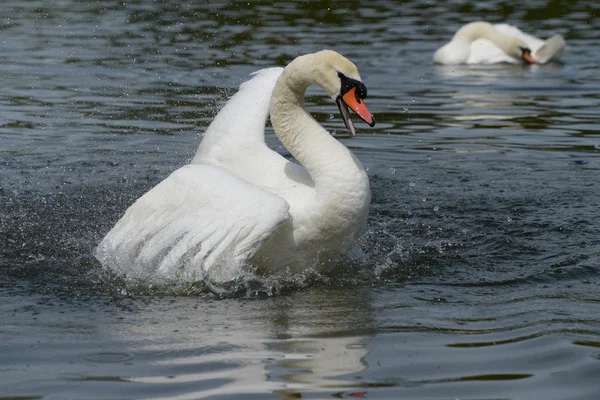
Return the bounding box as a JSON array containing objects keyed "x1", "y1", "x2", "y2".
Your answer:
[
  {"x1": 1, "y1": 0, "x2": 600, "y2": 399},
  {"x1": 30, "y1": 288, "x2": 372, "y2": 399}
]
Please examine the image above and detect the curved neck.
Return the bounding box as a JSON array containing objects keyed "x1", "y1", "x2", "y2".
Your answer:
[
  {"x1": 270, "y1": 56, "x2": 365, "y2": 191},
  {"x1": 455, "y1": 22, "x2": 526, "y2": 58}
]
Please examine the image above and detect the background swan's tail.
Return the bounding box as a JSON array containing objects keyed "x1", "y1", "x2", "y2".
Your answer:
[
  {"x1": 534, "y1": 35, "x2": 566, "y2": 64},
  {"x1": 192, "y1": 67, "x2": 284, "y2": 163}
]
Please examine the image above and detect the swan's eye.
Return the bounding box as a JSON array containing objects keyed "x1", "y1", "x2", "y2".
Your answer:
[
  {"x1": 356, "y1": 83, "x2": 367, "y2": 99},
  {"x1": 519, "y1": 46, "x2": 531, "y2": 55},
  {"x1": 338, "y1": 72, "x2": 368, "y2": 99}
]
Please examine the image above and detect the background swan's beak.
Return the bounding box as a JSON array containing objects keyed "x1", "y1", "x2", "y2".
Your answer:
[
  {"x1": 522, "y1": 49, "x2": 537, "y2": 64},
  {"x1": 336, "y1": 87, "x2": 375, "y2": 136}
]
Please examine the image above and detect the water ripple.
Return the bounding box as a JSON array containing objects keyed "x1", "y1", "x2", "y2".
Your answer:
[{"x1": 1, "y1": 1, "x2": 600, "y2": 399}]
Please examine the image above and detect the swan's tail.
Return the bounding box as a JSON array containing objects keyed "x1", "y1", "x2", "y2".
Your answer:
[
  {"x1": 534, "y1": 35, "x2": 566, "y2": 64},
  {"x1": 193, "y1": 67, "x2": 284, "y2": 163}
]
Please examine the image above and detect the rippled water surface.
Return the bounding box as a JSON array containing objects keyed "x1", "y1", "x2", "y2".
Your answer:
[{"x1": 1, "y1": 1, "x2": 600, "y2": 399}]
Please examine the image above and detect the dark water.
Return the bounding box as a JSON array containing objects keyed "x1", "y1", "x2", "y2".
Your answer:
[{"x1": 1, "y1": 1, "x2": 600, "y2": 399}]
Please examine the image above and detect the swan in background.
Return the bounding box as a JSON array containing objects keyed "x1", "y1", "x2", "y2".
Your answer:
[
  {"x1": 434, "y1": 21, "x2": 565, "y2": 65},
  {"x1": 96, "y1": 50, "x2": 376, "y2": 284}
]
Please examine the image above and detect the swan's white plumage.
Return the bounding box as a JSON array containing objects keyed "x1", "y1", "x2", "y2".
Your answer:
[
  {"x1": 434, "y1": 22, "x2": 565, "y2": 65},
  {"x1": 193, "y1": 67, "x2": 284, "y2": 159},
  {"x1": 97, "y1": 51, "x2": 373, "y2": 284},
  {"x1": 191, "y1": 67, "x2": 313, "y2": 191},
  {"x1": 494, "y1": 24, "x2": 565, "y2": 64},
  {"x1": 96, "y1": 165, "x2": 289, "y2": 283},
  {"x1": 97, "y1": 68, "x2": 291, "y2": 283}
]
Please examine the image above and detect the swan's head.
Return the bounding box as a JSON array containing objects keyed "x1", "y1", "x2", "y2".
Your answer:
[
  {"x1": 309, "y1": 50, "x2": 376, "y2": 135},
  {"x1": 519, "y1": 47, "x2": 536, "y2": 64},
  {"x1": 507, "y1": 40, "x2": 536, "y2": 64}
]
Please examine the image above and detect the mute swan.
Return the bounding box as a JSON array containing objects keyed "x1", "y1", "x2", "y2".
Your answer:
[
  {"x1": 96, "y1": 50, "x2": 376, "y2": 284},
  {"x1": 434, "y1": 21, "x2": 565, "y2": 65}
]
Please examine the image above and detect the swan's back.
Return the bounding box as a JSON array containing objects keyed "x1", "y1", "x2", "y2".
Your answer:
[
  {"x1": 494, "y1": 24, "x2": 544, "y2": 50},
  {"x1": 467, "y1": 24, "x2": 531, "y2": 64}
]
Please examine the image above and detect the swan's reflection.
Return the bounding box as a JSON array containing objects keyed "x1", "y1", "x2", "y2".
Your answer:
[
  {"x1": 264, "y1": 286, "x2": 373, "y2": 397},
  {"x1": 100, "y1": 286, "x2": 373, "y2": 399},
  {"x1": 434, "y1": 62, "x2": 563, "y2": 81},
  {"x1": 268, "y1": 336, "x2": 368, "y2": 398},
  {"x1": 428, "y1": 64, "x2": 566, "y2": 133}
]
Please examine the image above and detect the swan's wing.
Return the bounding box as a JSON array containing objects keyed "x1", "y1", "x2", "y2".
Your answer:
[
  {"x1": 192, "y1": 67, "x2": 284, "y2": 164},
  {"x1": 468, "y1": 39, "x2": 518, "y2": 64},
  {"x1": 96, "y1": 164, "x2": 290, "y2": 284},
  {"x1": 493, "y1": 24, "x2": 545, "y2": 49}
]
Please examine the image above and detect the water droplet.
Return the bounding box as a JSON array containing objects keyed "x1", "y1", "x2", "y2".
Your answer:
[
  {"x1": 329, "y1": 113, "x2": 335, "y2": 120},
  {"x1": 422, "y1": 198, "x2": 427, "y2": 202},
  {"x1": 433, "y1": 206, "x2": 439, "y2": 212},
  {"x1": 389, "y1": 167, "x2": 396, "y2": 174},
  {"x1": 507, "y1": 217, "x2": 512, "y2": 222},
  {"x1": 409, "y1": 182, "x2": 416, "y2": 187}
]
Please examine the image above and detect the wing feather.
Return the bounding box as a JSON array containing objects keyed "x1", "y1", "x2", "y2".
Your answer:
[
  {"x1": 96, "y1": 164, "x2": 290, "y2": 284},
  {"x1": 192, "y1": 67, "x2": 284, "y2": 164}
]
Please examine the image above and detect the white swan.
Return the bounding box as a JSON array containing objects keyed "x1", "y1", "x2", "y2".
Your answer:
[
  {"x1": 96, "y1": 50, "x2": 376, "y2": 284},
  {"x1": 434, "y1": 21, "x2": 565, "y2": 65}
]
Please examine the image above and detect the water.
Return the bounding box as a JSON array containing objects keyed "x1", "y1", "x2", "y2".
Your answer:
[{"x1": 1, "y1": 1, "x2": 599, "y2": 399}]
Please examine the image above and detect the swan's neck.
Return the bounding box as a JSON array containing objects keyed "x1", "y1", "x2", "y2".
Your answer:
[
  {"x1": 455, "y1": 22, "x2": 526, "y2": 58},
  {"x1": 270, "y1": 59, "x2": 367, "y2": 194}
]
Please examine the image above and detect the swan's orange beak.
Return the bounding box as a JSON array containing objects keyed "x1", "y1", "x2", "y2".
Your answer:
[
  {"x1": 522, "y1": 48, "x2": 536, "y2": 64},
  {"x1": 336, "y1": 87, "x2": 376, "y2": 136}
]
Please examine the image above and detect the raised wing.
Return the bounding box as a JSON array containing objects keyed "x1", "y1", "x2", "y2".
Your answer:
[
  {"x1": 96, "y1": 164, "x2": 290, "y2": 284},
  {"x1": 192, "y1": 67, "x2": 284, "y2": 164}
]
